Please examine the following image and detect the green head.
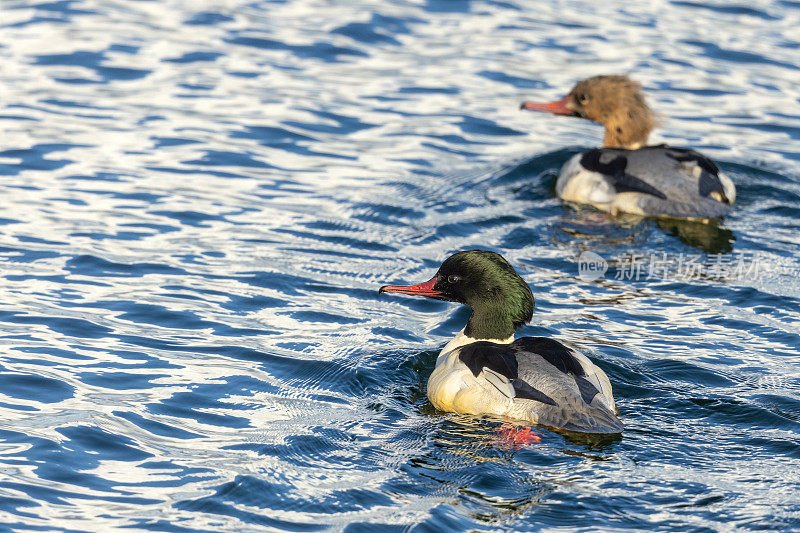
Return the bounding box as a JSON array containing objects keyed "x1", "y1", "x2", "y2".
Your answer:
[{"x1": 379, "y1": 250, "x2": 535, "y2": 340}]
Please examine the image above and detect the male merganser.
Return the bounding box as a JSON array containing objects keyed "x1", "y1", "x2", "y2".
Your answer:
[
  {"x1": 379, "y1": 250, "x2": 622, "y2": 433},
  {"x1": 521, "y1": 75, "x2": 736, "y2": 219}
]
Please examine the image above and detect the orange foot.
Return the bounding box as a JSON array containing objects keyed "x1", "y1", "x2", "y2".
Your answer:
[{"x1": 496, "y1": 423, "x2": 541, "y2": 447}]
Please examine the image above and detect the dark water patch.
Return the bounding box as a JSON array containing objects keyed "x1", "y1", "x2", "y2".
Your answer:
[
  {"x1": 0, "y1": 246, "x2": 60, "y2": 263},
  {"x1": 681, "y1": 40, "x2": 798, "y2": 70},
  {"x1": 497, "y1": 225, "x2": 552, "y2": 249},
  {"x1": 148, "y1": 392, "x2": 252, "y2": 429},
  {"x1": 751, "y1": 394, "x2": 800, "y2": 425},
  {"x1": 148, "y1": 208, "x2": 243, "y2": 228},
  {"x1": 163, "y1": 51, "x2": 224, "y2": 64},
  {"x1": 641, "y1": 359, "x2": 736, "y2": 388},
  {"x1": 226, "y1": 35, "x2": 368, "y2": 63},
  {"x1": 228, "y1": 70, "x2": 259, "y2": 78},
  {"x1": 398, "y1": 86, "x2": 459, "y2": 95},
  {"x1": 78, "y1": 371, "x2": 169, "y2": 390},
  {"x1": 0, "y1": 498, "x2": 39, "y2": 521},
  {"x1": 672, "y1": 87, "x2": 743, "y2": 97},
  {"x1": 145, "y1": 166, "x2": 252, "y2": 180},
  {"x1": 478, "y1": 70, "x2": 546, "y2": 89},
  {"x1": 349, "y1": 201, "x2": 425, "y2": 226},
  {"x1": 152, "y1": 136, "x2": 203, "y2": 148},
  {"x1": 21, "y1": 0, "x2": 96, "y2": 16},
  {"x1": 457, "y1": 116, "x2": 525, "y2": 137},
  {"x1": 57, "y1": 425, "x2": 153, "y2": 463},
  {"x1": 746, "y1": 435, "x2": 800, "y2": 460},
  {"x1": 420, "y1": 141, "x2": 481, "y2": 158},
  {"x1": 227, "y1": 431, "x2": 360, "y2": 471},
  {"x1": 430, "y1": 133, "x2": 482, "y2": 146},
  {"x1": 65, "y1": 171, "x2": 127, "y2": 182},
  {"x1": 65, "y1": 254, "x2": 188, "y2": 277},
  {"x1": 304, "y1": 283, "x2": 377, "y2": 302},
  {"x1": 177, "y1": 477, "x2": 328, "y2": 532},
  {"x1": 69, "y1": 230, "x2": 154, "y2": 241},
  {"x1": 281, "y1": 246, "x2": 378, "y2": 261},
  {"x1": 117, "y1": 223, "x2": 179, "y2": 234},
  {"x1": 289, "y1": 310, "x2": 362, "y2": 325},
  {"x1": 66, "y1": 300, "x2": 267, "y2": 337},
  {"x1": 185, "y1": 11, "x2": 234, "y2": 25},
  {"x1": 0, "y1": 372, "x2": 74, "y2": 403},
  {"x1": 80, "y1": 348, "x2": 183, "y2": 371},
  {"x1": 371, "y1": 326, "x2": 426, "y2": 343},
  {"x1": 424, "y1": 0, "x2": 471, "y2": 13},
  {"x1": 41, "y1": 98, "x2": 111, "y2": 110},
  {"x1": 158, "y1": 285, "x2": 284, "y2": 313},
  {"x1": 433, "y1": 215, "x2": 527, "y2": 239},
  {"x1": 230, "y1": 125, "x2": 317, "y2": 151},
  {"x1": 0, "y1": 426, "x2": 158, "y2": 498},
  {"x1": 183, "y1": 149, "x2": 274, "y2": 170},
  {"x1": 17, "y1": 346, "x2": 94, "y2": 361},
  {"x1": 274, "y1": 227, "x2": 397, "y2": 252},
  {"x1": 0, "y1": 480, "x2": 161, "y2": 506},
  {"x1": 0, "y1": 311, "x2": 112, "y2": 339},
  {"x1": 688, "y1": 396, "x2": 800, "y2": 431},
  {"x1": 344, "y1": 523, "x2": 405, "y2": 533},
  {"x1": 285, "y1": 109, "x2": 377, "y2": 135},
  {"x1": 332, "y1": 22, "x2": 401, "y2": 46},
  {"x1": 234, "y1": 270, "x2": 315, "y2": 296},
  {"x1": 34, "y1": 50, "x2": 151, "y2": 82},
  {"x1": 724, "y1": 120, "x2": 800, "y2": 140},
  {"x1": 0, "y1": 143, "x2": 84, "y2": 175},
  {"x1": 122, "y1": 519, "x2": 218, "y2": 532},
  {"x1": 113, "y1": 411, "x2": 206, "y2": 440},
  {"x1": 670, "y1": 1, "x2": 781, "y2": 20},
  {"x1": 331, "y1": 13, "x2": 423, "y2": 46},
  {"x1": 495, "y1": 149, "x2": 578, "y2": 185},
  {"x1": 5, "y1": 274, "x2": 111, "y2": 288}
]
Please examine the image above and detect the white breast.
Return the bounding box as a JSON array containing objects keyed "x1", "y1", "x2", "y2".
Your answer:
[
  {"x1": 556, "y1": 153, "x2": 616, "y2": 207},
  {"x1": 427, "y1": 330, "x2": 514, "y2": 415}
]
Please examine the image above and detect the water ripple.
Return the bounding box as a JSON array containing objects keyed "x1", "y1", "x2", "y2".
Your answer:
[{"x1": 0, "y1": 0, "x2": 799, "y2": 530}]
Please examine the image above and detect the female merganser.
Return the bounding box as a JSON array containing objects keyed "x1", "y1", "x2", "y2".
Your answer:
[
  {"x1": 379, "y1": 250, "x2": 623, "y2": 433},
  {"x1": 521, "y1": 75, "x2": 736, "y2": 219}
]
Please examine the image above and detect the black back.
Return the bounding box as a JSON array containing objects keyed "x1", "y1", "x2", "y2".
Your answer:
[
  {"x1": 580, "y1": 149, "x2": 668, "y2": 199},
  {"x1": 580, "y1": 145, "x2": 731, "y2": 205},
  {"x1": 457, "y1": 337, "x2": 601, "y2": 406}
]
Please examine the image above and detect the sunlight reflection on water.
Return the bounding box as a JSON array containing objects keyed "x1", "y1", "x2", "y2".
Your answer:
[{"x1": 0, "y1": 0, "x2": 799, "y2": 530}]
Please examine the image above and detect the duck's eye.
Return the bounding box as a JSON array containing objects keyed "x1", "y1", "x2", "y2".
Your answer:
[
  {"x1": 578, "y1": 93, "x2": 589, "y2": 104},
  {"x1": 447, "y1": 275, "x2": 461, "y2": 284}
]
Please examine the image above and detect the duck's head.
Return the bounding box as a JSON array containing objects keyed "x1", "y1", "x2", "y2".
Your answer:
[
  {"x1": 379, "y1": 250, "x2": 534, "y2": 340},
  {"x1": 521, "y1": 74, "x2": 657, "y2": 149}
]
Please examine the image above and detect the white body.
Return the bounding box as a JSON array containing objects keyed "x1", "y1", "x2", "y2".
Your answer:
[
  {"x1": 426, "y1": 329, "x2": 620, "y2": 432},
  {"x1": 556, "y1": 148, "x2": 736, "y2": 219}
]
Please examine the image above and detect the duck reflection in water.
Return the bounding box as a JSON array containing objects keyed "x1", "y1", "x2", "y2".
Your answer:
[{"x1": 556, "y1": 203, "x2": 735, "y2": 254}]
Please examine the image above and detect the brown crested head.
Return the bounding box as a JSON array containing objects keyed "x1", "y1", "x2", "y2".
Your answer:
[{"x1": 522, "y1": 74, "x2": 659, "y2": 149}]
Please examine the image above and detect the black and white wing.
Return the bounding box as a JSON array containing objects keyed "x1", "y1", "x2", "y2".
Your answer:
[
  {"x1": 564, "y1": 146, "x2": 735, "y2": 218},
  {"x1": 457, "y1": 338, "x2": 623, "y2": 433}
]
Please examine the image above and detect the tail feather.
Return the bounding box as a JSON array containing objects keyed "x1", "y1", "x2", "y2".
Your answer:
[
  {"x1": 537, "y1": 403, "x2": 624, "y2": 434},
  {"x1": 637, "y1": 195, "x2": 733, "y2": 219}
]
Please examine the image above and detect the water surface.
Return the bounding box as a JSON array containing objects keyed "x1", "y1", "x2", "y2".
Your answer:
[{"x1": 0, "y1": 0, "x2": 799, "y2": 530}]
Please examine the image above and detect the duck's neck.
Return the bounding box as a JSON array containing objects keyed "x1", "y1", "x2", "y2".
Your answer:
[
  {"x1": 440, "y1": 328, "x2": 514, "y2": 356},
  {"x1": 464, "y1": 306, "x2": 518, "y2": 341},
  {"x1": 602, "y1": 125, "x2": 649, "y2": 149},
  {"x1": 440, "y1": 308, "x2": 517, "y2": 355},
  {"x1": 601, "y1": 106, "x2": 654, "y2": 149}
]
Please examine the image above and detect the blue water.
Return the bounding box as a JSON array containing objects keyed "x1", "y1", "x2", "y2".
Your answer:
[{"x1": 1, "y1": 0, "x2": 799, "y2": 530}]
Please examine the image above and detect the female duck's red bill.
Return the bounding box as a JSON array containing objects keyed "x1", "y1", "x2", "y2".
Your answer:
[
  {"x1": 378, "y1": 275, "x2": 444, "y2": 299},
  {"x1": 520, "y1": 95, "x2": 573, "y2": 115}
]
